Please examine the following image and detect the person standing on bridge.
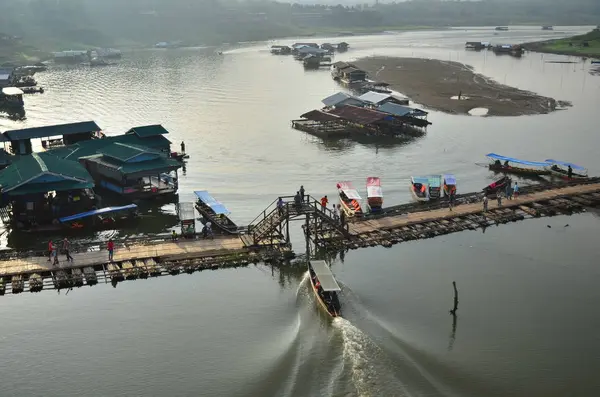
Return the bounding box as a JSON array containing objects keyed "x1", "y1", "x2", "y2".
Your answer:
[
  {"x1": 294, "y1": 191, "x2": 302, "y2": 211},
  {"x1": 332, "y1": 204, "x2": 339, "y2": 222},
  {"x1": 300, "y1": 185, "x2": 305, "y2": 203},
  {"x1": 62, "y1": 237, "x2": 73, "y2": 262},
  {"x1": 568, "y1": 165, "x2": 573, "y2": 179},
  {"x1": 340, "y1": 207, "x2": 346, "y2": 228},
  {"x1": 107, "y1": 239, "x2": 115, "y2": 262},
  {"x1": 513, "y1": 182, "x2": 519, "y2": 198},
  {"x1": 320, "y1": 195, "x2": 328, "y2": 210},
  {"x1": 497, "y1": 192, "x2": 503, "y2": 207},
  {"x1": 483, "y1": 195, "x2": 489, "y2": 212},
  {"x1": 277, "y1": 197, "x2": 284, "y2": 215},
  {"x1": 505, "y1": 178, "x2": 512, "y2": 200}
]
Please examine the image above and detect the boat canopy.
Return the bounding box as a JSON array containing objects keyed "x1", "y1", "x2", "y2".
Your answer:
[
  {"x1": 366, "y1": 177, "x2": 382, "y2": 198},
  {"x1": 486, "y1": 153, "x2": 549, "y2": 168},
  {"x1": 443, "y1": 174, "x2": 457, "y2": 185},
  {"x1": 427, "y1": 176, "x2": 442, "y2": 188},
  {"x1": 59, "y1": 204, "x2": 137, "y2": 223},
  {"x1": 411, "y1": 176, "x2": 430, "y2": 185},
  {"x1": 311, "y1": 260, "x2": 341, "y2": 292},
  {"x1": 337, "y1": 181, "x2": 362, "y2": 200},
  {"x1": 545, "y1": 159, "x2": 587, "y2": 172},
  {"x1": 194, "y1": 190, "x2": 230, "y2": 215}
]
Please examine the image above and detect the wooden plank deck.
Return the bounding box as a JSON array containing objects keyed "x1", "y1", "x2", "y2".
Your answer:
[
  {"x1": 349, "y1": 183, "x2": 600, "y2": 235},
  {"x1": 0, "y1": 237, "x2": 245, "y2": 278}
]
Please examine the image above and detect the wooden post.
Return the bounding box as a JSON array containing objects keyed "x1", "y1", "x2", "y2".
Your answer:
[{"x1": 449, "y1": 281, "x2": 459, "y2": 315}]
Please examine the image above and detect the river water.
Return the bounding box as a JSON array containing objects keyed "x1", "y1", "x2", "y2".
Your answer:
[{"x1": 1, "y1": 26, "x2": 600, "y2": 396}]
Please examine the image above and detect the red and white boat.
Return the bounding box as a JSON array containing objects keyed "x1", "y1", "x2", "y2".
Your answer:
[
  {"x1": 366, "y1": 177, "x2": 383, "y2": 213},
  {"x1": 336, "y1": 181, "x2": 363, "y2": 217}
]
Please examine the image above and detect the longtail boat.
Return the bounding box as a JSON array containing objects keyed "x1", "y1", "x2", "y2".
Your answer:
[
  {"x1": 443, "y1": 174, "x2": 457, "y2": 197},
  {"x1": 194, "y1": 190, "x2": 239, "y2": 234},
  {"x1": 410, "y1": 175, "x2": 442, "y2": 202},
  {"x1": 337, "y1": 181, "x2": 363, "y2": 217},
  {"x1": 545, "y1": 159, "x2": 589, "y2": 181},
  {"x1": 486, "y1": 153, "x2": 550, "y2": 176},
  {"x1": 483, "y1": 176, "x2": 511, "y2": 195},
  {"x1": 308, "y1": 260, "x2": 342, "y2": 317},
  {"x1": 366, "y1": 177, "x2": 383, "y2": 213}
]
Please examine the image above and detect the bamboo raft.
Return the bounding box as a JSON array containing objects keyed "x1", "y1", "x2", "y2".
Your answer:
[{"x1": 0, "y1": 179, "x2": 598, "y2": 297}]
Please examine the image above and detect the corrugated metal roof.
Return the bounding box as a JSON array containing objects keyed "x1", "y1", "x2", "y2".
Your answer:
[
  {"x1": 2, "y1": 87, "x2": 23, "y2": 96},
  {"x1": 3, "y1": 121, "x2": 101, "y2": 141},
  {"x1": 300, "y1": 110, "x2": 341, "y2": 123},
  {"x1": 377, "y1": 102, "x2": 415, "y2": 117},
  {"x1": 329, "y1": 105, "x2": 390, "y2": 125},
  {"x1": 321, "y1": 92, "x2": 363, "y2": 107},
  {"x1": 0, "y1": 152, "x2": 93, "y2": 195},
  {"x1": 0, "y1": 74, "x2": 12, "y2": 81},
  {"x1": 87, "y1": 156, "x2": 181, "y2": 175},
  {"x1": 126, "y1": 124, "x2": 169, "y2": 138},
  {"x1": 358, "y1": 91, "x2": 393, "y2": 105},
  {"x1": 97, "y1": 142, "x2": 161, "y2": 163}
]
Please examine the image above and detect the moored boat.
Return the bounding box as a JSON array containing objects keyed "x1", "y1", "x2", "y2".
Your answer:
[
  {"x1": 366, "y1": 177, "x2": 383, "y2": 213},
  {"x1": 410, "y1": 176, "x2": 442, "y2": 202},
  {"x1": 308, "y1": 260, "x2": 342, "y2": 317},
  {"x1": 337, "y1": 181, "x2": 363, "y2": 217},
  {"x1": 486, "y1": 153, "x2": 550, "y2": 176},
  {"x1": 194, "y1": 190, "x2": 239, "y2": 234},
  {"x1": 483, "y1": 176, "x2": 511, "y2": 195},
  {"x1": 545, "y1": 159, "x2": 589, "y2": 180},
  {"x1": 443, "y1": 174, "x2": 457, "y2": 197},
  {"x1": 51, "y1": 204, "x2": 139, "y2": 233}
]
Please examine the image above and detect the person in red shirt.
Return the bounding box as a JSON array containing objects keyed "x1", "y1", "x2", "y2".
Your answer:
[
  {"x1": 320, "y1": 195, "x2": 328, "y2": 210},
  {"x1": 107, "y1": 239, "x2": 115, "y2": 262},
  {"x1": 47, "y1": 240, "x2": 54, "y2": 262}
]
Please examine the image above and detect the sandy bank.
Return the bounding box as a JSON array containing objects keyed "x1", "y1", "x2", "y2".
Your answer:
[{"x1": 353, "y1": 57, "x2": 568, "y2": 117}]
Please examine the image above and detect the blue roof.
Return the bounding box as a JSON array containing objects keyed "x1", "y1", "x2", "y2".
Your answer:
[
  {"x1": 545, "y1": 159, "x2": 586, "y2": 172},
  {"x1": 59, "y1": 204, "x2": 137, "y2": 223},
  {"x1": 194, "y1": 190, "x2": 230, "y2": 215},
  {"x1": 486, "y1": 153, "x2": 549, "y2": 168},
  {"x1": 443, "y1": 174, "x2": 457, "y2": 185}
]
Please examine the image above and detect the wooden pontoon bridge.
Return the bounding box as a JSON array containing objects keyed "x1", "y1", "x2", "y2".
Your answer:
[{"x1": 0, "y1": 179, "x2": 599, "y2": 297}]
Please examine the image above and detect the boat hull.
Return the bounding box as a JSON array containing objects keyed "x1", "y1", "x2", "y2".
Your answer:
[
  {"x1": 410, "y1": 185, "x2": 428, "y2": 202},
  {"x1": 339, "y1": 196, "x2": 362, "y2": 217},
  {"x1": 308, "y1": 270, "x2": 340, "y2": 318},
  {"x1": 548, "y1": 168, "x2": 589, "y2": 181},
  {"x1": 195, "y1": 203, "x2": 239, "y2": 235},
  {"x1": 489, "y1": 164, "x2": 550, "y2": 176}
]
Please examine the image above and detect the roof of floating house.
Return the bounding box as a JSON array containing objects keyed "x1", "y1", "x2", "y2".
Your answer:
[
  {"x1": 358, "y1": 91, "x2": 406, "y2": 106},
  {"x1": 328, "y1": 105, "x2": 392, "y2": 125},
  {"x1": 342, "y1": 67, "x2": 366, "y2": 75},
  {"x1": 332, "y1": 61, "x2": 356, "y2": 70},
  {"x1": 300, "y1": 109, "x2": 342, "y2": 123},
  {"x1": 47, "y1": 133, "x2": 171, "y2": 161},
  {"x1": 321, "y1": 92, "x2": 365, "y2": 108},
  {"x1": 125, "y1": 124, "x2": 169, "y2": 138},
  {"x1": 85, "y1": 143, "x2": 181, "y2": 175},
  {"x1": 3, "y1": 121, "x2": 101, "y2": 141},
  {"x1": 0, "y1": 152, "x2": 94, "y2": 196},
  {"x1": 97, "y1": 142, "x2": 162, "y2": 163},
  {"x1": 378, "y1": 102, "x2": 428, "y2": 118}
]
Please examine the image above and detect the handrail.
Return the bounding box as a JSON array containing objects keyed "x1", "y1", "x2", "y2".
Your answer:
[{"x1": 247, "y1": 195, "x2": 297, "y2": 228}]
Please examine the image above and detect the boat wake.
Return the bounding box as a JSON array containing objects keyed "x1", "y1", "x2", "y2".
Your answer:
[{"x1": 333, "y1": 316, "x2": 409, "y2": 397}]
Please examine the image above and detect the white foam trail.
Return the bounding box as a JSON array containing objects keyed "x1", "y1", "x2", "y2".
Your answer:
[
  {"x1": 333, "y1": 317, "x2": 409, "y2": 397},
  {"x1": 295, "y1": 271, "x2": 309, "y2": 298}
]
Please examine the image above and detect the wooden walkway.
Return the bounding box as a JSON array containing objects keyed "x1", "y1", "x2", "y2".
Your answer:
[{"x1": 349, "y1": 183, "x2": 600, "y2": 235}]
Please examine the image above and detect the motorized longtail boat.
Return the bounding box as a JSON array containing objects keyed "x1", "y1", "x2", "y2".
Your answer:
[
  {"x1": 443, "y1": 174, "x2": 457, "y2": 197},
  {"x1": 410, "y1": 175, "x2": 442, "y2": 202},
  {"x1": 486, "y1": 153, "x2": 550, "y2": 176},
  {"x1": 482, "y1": 176, "x2": 511, "y2": 195},
  {"x1": 366, "y1": 177, "x2": 383, "y2": 213},
  {"x1": 194, "y1": 190, "x2": 239, "y2": 234},
  {"x1": 545, "y1": 159, "x2": 589, "y2": 181},
  {"x1": 337, "y1": 181, "x2": 363, "y2": 217},
  {"x1": 308, "y1": 260, "x2": 342, "y2": 317},
  {"x1": 58, "y1": 204, "x2": 139, "y2": 231}
]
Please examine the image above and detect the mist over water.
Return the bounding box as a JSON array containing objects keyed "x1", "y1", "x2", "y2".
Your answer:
[{"x1": 1, "y1": 27, "x2": 600, "y2": 396}]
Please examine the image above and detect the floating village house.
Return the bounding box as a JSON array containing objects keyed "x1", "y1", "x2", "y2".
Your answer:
[
  {"x1": 321, "y1": 92, "x2": 365, "y2": 109},
  {"x1": 0, "y1": 68, "x2": 14, "y2": 88},
  {"x1": 0, "y1": 152, "x2": 96, "y2": 228},
  {"x1": 2, "y1": 121, "x2": 103, "y2": 155},
  {"x1": 357, "y1": 91, "x2": 410, "y2": 107},
  {"x1": 270, "y1": 45, "x2": 291, "y2": 55},
  {"x1": 331, "y1": 62, "x2": 367, "y2": 84}
]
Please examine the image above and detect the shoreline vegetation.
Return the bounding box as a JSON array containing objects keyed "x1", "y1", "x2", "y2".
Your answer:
[
  {"x1": 353, "y1": 57, "x2": 567, "y2": 117},
  {"x1": 523, "y1": 28, "x2": 600, "y2": 58}
]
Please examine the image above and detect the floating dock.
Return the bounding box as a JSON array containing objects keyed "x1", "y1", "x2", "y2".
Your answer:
[{"x1": 0, "y1": 179, "x2": 599, "y2": 297}]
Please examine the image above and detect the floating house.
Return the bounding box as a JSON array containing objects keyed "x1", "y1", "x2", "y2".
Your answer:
[
  {"x1": 270, "y1": 45, "x2": 291, "y2": 55},
  {"x1": 2, "y1": 121, "x2": 103, "y2": 155},
  {"x1": 492, "y1": 44, "x2": 524, "y2": 56},
  {"x1": 295, "y1": 46, "x2": 329, "y2": 60},
  {"x1": 377, "y1": 102, "x2": 430, "y2": 128},
  {"x1": 80, "y1": 142, "x2": 181, "y2": 200},
  {"x1": 292, "y1": 104, "x2": 430, "y2": 139},
  {"x1": 0, "y1": 68, "x2": 15, "y2": 88},
  {"x1": 357, "y1": 91, "x2": 409, "y2": 107},
  {"x1": 331, "y1": 62, "x2": 367, "y2": 85},
  {"x1": 52, "y1": 50, "x2": 88, "y2": 64},
  {"x1": 321, "y1": 92, "x2": 365, "y2": 109},
  {"x1": 0, "y1": 152, "x2": 97, "y2": 228},
  {"x1": 337, "y1": 42, "x2": 349, "y2": 52},
  {"x1": 0, "y1": 87, "x2": 24, "y2": 108},
  {"x1": 465, "y1": 42, "x2": 490, "y2": 50}
]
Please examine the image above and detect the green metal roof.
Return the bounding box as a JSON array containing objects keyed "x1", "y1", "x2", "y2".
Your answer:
[
  {"x1": 126, "y1": 124, "x2": 169, "y2": 138},
  {"x1": 3, "y1": 121, "x2": 101, "y2": 141},
  {"x1": 0, "y1": 152, "x2": 94, "y2": 196},
  {"x1": 87, "y1": 156, "x2": 181, "y2": 176},
  {"x1": 96, "y1": 142, "x2": 161, "y2": 163},
  {"x1": 47, "y1": 134, "x2": 172, "y2": 162}
]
